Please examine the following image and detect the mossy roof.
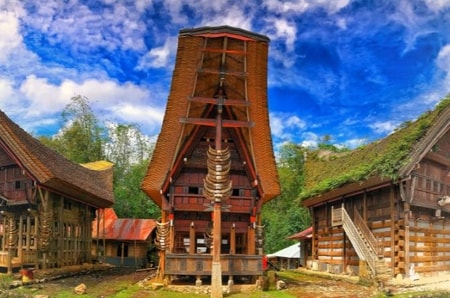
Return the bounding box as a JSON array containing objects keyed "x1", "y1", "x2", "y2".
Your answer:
[{"x1": 302, "y1": 95, "x2": 450, "y2": 205}]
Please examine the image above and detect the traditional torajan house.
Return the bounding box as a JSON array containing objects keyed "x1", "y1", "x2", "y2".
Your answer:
[
  {"x1": 91, "y1": 208, "x2": 157, "y2": 268},
  {"x1": 141, "y1": 26, "x2": 280, "y2": 286},
  {"x1": 302, "y1": 96, "x2": 450, "y2": 280},
  {"x1": 0, "y1": 110, "x2": 114, "y2": 273}
]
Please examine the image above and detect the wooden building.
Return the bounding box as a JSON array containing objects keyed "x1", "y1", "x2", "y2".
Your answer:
[
  {"x1": 288, "y1": 226, "x2": 313, "y2": 268},
  {"x1": 302, "y1": 96, "x2": 450, "y2": 280},
  {"x1": 0, "y1": 110, "x2": 114, "y2": 273},
  {"x1": 92, "y1": 208, "x2": 157, "y2": 268},
  {"x1": 141, "y1": 26, "x2": 280, "y2": 284}
]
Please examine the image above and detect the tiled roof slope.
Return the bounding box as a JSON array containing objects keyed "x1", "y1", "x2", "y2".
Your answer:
[
  {"x1": 141, "y1": 26, "x2": 280, "y2": 206},
  {"x1": 302, "y1": 96, "x2": 450, "y2": 205},
  {"x1": 0, "y1": 110, "x2": 114, "y2": 208}
]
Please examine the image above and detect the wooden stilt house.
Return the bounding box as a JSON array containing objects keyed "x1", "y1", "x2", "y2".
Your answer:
[
  {"x1": 141, "y1": 26, "x2": 280, "y2": 284},
  {"x1": 0, "y1": 110, "x2": 114, "y2": 273},
  {"x1": 302, "y1": 96, "x2": 450, "y2": 280}
]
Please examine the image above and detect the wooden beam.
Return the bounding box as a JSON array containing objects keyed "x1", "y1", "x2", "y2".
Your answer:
[
  {"x1": 189, "y1": 96, "x2": 250, "y2": 107},
  {"x1": 197, "y1": 68, "x2": 246, "y2": 77},
  {"x1": 201, "y1": 48, "x2": 247, "y2": 55},
  {"x1": 179, "y1": 117, "x2": 254, "y2": 128}
]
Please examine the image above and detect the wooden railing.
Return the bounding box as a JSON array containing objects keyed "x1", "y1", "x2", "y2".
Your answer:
[
  {"x1": 353, "y1": 208, "x2": 381, "y2": 257},
  {"x1": 165, "y1": 253, "x2": 262, "y2": 276},
  {"x1": 332, "y1": 206, "x2": 378, "y2": 276}
]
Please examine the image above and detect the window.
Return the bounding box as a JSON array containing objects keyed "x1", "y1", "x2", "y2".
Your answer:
[
  {"x1": 188, "y1": 186, "x2": 199, "y2": 194},
  {"x1": 117, "y1": 243, "x2": 129, "y2": 257},
  {"x1": 14, "y1": 180, "x2": 22, "y2": 190},
  {"x1": 64, "y1": 199, "x2": 72, "y2": 210}
]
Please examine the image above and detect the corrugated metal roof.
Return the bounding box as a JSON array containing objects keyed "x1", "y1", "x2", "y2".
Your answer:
[
  {"x1": 92, "y1": 208, "x2": 156, "y2": 241},
  {"x1": 267, "y1": 243, "x2": 301, "y2": 259},
  {"x1": 288, "y1": 226, "x2": 313, "y2": 240}
]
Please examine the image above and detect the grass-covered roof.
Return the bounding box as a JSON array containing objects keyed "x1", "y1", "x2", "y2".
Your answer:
[{"x1": 301, "y1": 95, "x2": 450, "y2": 201}]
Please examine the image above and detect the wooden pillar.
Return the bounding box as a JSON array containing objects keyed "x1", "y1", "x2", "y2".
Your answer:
[
  {"x1": 230, "y1": 223, "x2": 235, "y2": 254},
  {"x1": 57, "y1": 196, "x2": 63, "y2": 267},
  {"x1": 102, "y1": 209, "x2": 106, "y2": 263},
  {"x1": 34, "y1": 214, "x2": 39, "y2": 269},
  {"x1": 189, "y1": 222, "x2": 196, "y2": 254},
  {"x1": 96, "y1": 209, "x2": 100, "y2": 261},
  {"x1": 120, "y1": 242, "x2": 124, "y2": 267},
  {"x1": 247, "y1": 225, "x2": 255, "y2": 255},
  {"x1": 26, "y1": 214, "x2": 31, "y2": 251},
  {"x1": 7, "y1": 216, "x2": 13, "y2": 274},
  {"x1": 404, "y1": 201, "x2": 410, "y2": 277},
  {"x1": 2, "y1": 216, "x2": 6, "y2": 254},
  {"x1": 390, "y1": 185, "x2": 395, "y2": 275},
  {"x1": 18, "y1": 215, "x2": 23, "y2": 263},
  {"x1": 157, "y1": 209, "x2": 167, "y2": 282}
]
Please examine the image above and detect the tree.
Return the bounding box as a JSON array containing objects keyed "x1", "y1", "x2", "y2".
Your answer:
[
  {"x1": 104, "y1": 123, "x2": 158, "y2": 218},
  {"x1": 40, "y1": 95, "x2": 104, "y2": 163},
  {"x1": 112, "y1": 159, "x2": 160, "y2": 219},
  {"x1": 262, "y1": 143, "x2": 311, "y2": 253},
  {"x1": 39, "y1": 95, "x2": 159, "y2": 219}
]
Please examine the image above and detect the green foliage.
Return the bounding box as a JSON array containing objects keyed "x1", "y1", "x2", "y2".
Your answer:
[
  {"x1": 113, "y1": 159, "x2": 159, "y2": 219},
  {"x1": 38, "y1": 95, "x2": 159, "y2": 219},
  {"x1": 0, "y1": 274, "x2": 12, "y2": 290},
  {"x1": 39, "y1": 95, "x2": 105, "y2": 163},
  {"x1": 301, "y1": 95, "x2": 450, "y2": 199},
  {"x1": 263, "y1": 143, "x2": 311, "y2": 253}
]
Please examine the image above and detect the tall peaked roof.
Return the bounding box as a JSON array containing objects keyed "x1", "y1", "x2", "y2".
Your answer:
[
  {"x1": 303, "y1": 96, "x2": 450, "y2": 207},
  {"x1": 0, "y1": 110, "x2": 114, "y2": 208},
  {"x1": 142, "y1": 26, "x2": 280, "y2": 207}
]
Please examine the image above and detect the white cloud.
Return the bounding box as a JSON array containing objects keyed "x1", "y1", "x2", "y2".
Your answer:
[
  {"x1": 264, "y1": 18, "x2": 297, "y2": 52},
  {"x1": 108, "y1": 104, "x2": 164, "y2": 129},
  {"x1": 300, "y1": 131, "x2": 319, "y2": 148},
  {"x1": 436, "y1": 44, "x2": 450, "y2": 70},
  {"x1": 263, "y1": 0, "x2": 350, "y2": 15},
  {"x1": 270, "y1": 112, "x2": 306, "y2": 141},
  {"x1": 0, "y1": 11, "x2": 23, "y2": 63},
  {"x1": 424, "y1": 0, "x2": 450, "y2": 12},
  {"x1": 137, "y1": 37, "x2": 177, "y2": 69},
  {"x1": 369, "y1": 121, "x2": 398, "y2": 135},
  {"x1": 20, "y1": 1, "x2": 147, "y2": 52},
  {"x1": 344, "y1": 138, "x2": 368, "y2": 149},
  {"x1": 389, "y1": 0, "x2": 440, "y2": 55},
  {"x1": 16, "y1": 75, "x2": 163, "y2": 135}
]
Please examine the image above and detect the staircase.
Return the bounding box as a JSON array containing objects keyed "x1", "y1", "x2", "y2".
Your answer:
[{"x1": 332, "y1": 206, "x2": 391, "y2": 280}]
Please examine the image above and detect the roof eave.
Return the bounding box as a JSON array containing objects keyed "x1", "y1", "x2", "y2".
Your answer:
[{"x1": 302, "y1": 176, "x2": 392, "y2": 208}]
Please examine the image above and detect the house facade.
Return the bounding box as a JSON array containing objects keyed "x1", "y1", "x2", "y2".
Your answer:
[
  {"x1": 302, "y1": 97, "x2": 450, "y2": 280},
  {"x1": 141, "y1": 26, "x2": 280, "y2": 285},
  {"x1": 0, "y1": 110, "x2": 114, "y2": 273},
  {"x1": 92, "y1": 208, "x2": 157, "y2": 268}
]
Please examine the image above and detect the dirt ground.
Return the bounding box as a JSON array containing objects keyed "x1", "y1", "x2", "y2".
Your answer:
[{"x1": 3, "y1": 265, "x2": 450, "y2": 297}]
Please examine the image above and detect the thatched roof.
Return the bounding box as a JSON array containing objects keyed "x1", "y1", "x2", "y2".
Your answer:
[
  {"x1": 141, "y1": 26, "x2": 280, "y2": 207},
  {"x1": 0, "y1": 110, "x2": 114, "y2": 208},
  {"x1": 303, "y1": 96, "x2": 450, "y2": 207}
]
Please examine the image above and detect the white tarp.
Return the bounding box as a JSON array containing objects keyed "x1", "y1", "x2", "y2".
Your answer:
[{"x1": 267, "y1": 243, "x2": 301, "y2": 259}]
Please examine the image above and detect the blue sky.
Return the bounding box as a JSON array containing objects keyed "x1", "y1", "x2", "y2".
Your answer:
[{"x1": 0, "y1": 0, "x2": 449, "y2": 151}]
